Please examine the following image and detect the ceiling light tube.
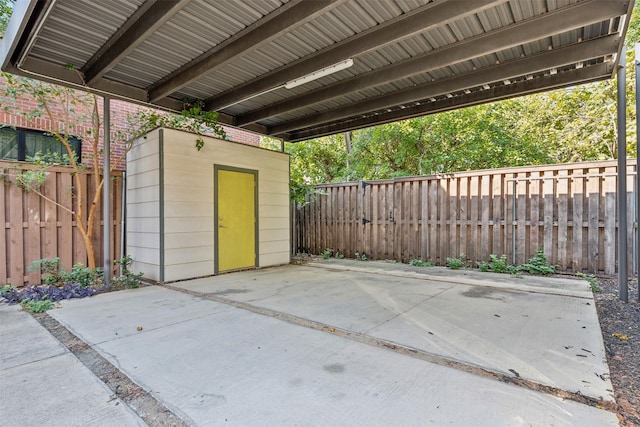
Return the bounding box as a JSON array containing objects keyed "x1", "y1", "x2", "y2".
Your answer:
[{"x1": 285, "y1": 58, "x2": 354, "y2": 89}]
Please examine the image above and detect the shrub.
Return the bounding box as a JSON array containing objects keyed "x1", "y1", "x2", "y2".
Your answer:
[
  {"x1": 110, "y1": 255, "x2": 143, "y2": 290},
  {"x1": 446, "y1": 254, "x2": 465, "y2": 270},
  {"x1": 409, "y1": 259, "x2": 435, "y2": 267},
  {"x1": 519, "y1": 250, "x2": 555, "y2": 275}
]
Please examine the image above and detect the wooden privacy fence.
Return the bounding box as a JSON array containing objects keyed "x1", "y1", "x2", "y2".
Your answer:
[
  {"x1": 293, "y1": 159, "x2": 638, "y2": 275},
  {"x1": 0, "y1": 161, "x2": 123, "y2": 286}
]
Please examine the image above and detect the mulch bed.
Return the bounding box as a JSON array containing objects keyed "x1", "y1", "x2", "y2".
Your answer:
[{"x1": 593, "y1": 277, "x2": 640, "y2": 426}]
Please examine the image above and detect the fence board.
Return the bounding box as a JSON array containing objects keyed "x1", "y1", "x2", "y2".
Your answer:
[
  {"x1": 543, "y1": 171, "x2": 555, "y2": 260},
  {"x1": 491, "y1": 174, "x2": 503, "y2": 256},
  {"x1": 26, "y1": 190, "x2": 41, "y2": 284},
  {"x1": 0, "y1": 177, "x2": 5, "y2": 281},
  {"x1": 8, "y1": 184, "x2": 23, "y2": 286},
  {"x1": 529, "y1": 171, "x2": 540, "y2": 257},
  {"x1": 297, "y1": 159, "x2": 637, "y2": 275},
  {"x1": 557, "y1": 171, "x2": 569, "y2": 270},
  {"x1": 515, "y1": 173, "x2": 527, "y2": 265},
  {"x1": 587, "y1": 168, "x2": 600, "y2": 273},
  {"x1": 428, "y1": 180, "x2": 438, "y2": 262},
  {"x1": 438, "y1": 178, "x2": 448, "y2": 264},
  {"x1": 449, "y1": 178, "x2": 458, "y2": 261},
  {"x1": 480, "y1": 175, "x2": 490, "y2": 262},
  {"x1": 604, "y1": 167, "x2": 616, "y2": 274},
  {"x1": 572, "y1": 174, "x2": 584, "y2": 272}
]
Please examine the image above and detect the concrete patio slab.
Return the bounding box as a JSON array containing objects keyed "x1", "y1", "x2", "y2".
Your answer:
[
  {"x1": 0, "y1": 305, "x2": 146, "y2": 427},
  {"x1": 172, "y1": 261, "x2": 612, "y2": 402},
  {"x1": 48, "y1": 281, "x2": 618, "y2": 427}
]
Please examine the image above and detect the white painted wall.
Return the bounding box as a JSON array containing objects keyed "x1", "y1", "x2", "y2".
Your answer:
[
  {"x1": 126, "y1": 128, "x2": 290, "y2": 283},
  {"x1": 126, "y1": 130, "x2": 161, "y2": 281}
]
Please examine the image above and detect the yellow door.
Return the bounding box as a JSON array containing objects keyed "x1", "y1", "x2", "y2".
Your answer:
[{"x1": 216, "y1": 168, "x2": 257, "y2": 272}]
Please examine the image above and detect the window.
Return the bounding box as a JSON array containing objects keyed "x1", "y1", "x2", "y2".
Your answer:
[{"x1": 0, "y1": 127, "x2": 81, "y2": 163}]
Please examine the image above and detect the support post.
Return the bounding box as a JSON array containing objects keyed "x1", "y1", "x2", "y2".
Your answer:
[
  {"x1": 618, "y1": 46, "x2": 628, "y2": 302},
  {"x1": 636, "y1": 43, "x2": 640, "y2": 301},
  {"x1": 103, "y1": 97, "x2": 111, "y2": 286}
]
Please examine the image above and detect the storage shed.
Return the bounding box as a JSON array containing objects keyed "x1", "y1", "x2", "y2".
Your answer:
[{"x1": 126, "y1": 128, "x2": 290, "y2": 283}]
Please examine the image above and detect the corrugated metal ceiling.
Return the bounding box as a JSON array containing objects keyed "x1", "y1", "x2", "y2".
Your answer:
[{"x1": 0, "y1": 0, "x2": 633, "y2": 141}]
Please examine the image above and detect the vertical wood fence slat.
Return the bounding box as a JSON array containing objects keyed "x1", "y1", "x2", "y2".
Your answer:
[
  {"x1": 480, "y1": 175, "x2": 490, "y2": 262},
  {"x1": 438, "y1": 178, "x2": 448, "y2": 264},
  {"x1": 587, "y1": 168, "x2": 600, "y2": 273},
  {"x1": 26, "y1": 190, "x2": 41, "y2": 284},
  {"x1": 449, "y1": 178, "x2": 458, "y2": 262},
  {"x1": 428, "y1": 180, "x2": 438, "y2": 262},
  {"x1": 9, "y1": 184, "x2": 24, "y2": 286},
  {"x1": 604, "y1": 167, "x2": 616, "y2": 274},
  {"x1": 0, "y1": 176, "x2": 6, "y2": 282},
  {"x1": 515, "y1": 173, "x2": 527, "y2": 265},
  {"x1": 557, "y1": 171, "x2": 569, "y2": 270},
  {"x1": 459, "y1": 177, "x2": 468, "y2": 259},
  {"x1": 543, "y1": 171, "x2": 555, "y2": 261},
  {"x1": 295, "y1": 159, "x2": 637, "y2": 275},
  {"x1": 421, "y1": 181, "x2": 429, "y2": 261}
]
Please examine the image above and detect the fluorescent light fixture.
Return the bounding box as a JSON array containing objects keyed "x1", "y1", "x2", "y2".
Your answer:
[{"x1": 285, "y1": 58, "x2": 354, "y2": 89}]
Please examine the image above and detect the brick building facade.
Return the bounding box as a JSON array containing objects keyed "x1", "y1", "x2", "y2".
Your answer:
[{"x1": 0, "y1": 75, "x2": 261, "y2": 170}]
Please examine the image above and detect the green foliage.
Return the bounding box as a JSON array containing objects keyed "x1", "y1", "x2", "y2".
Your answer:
[
  {"x1": 518, "y1": 250, "x2": 556, "y2": 275},
  {"x1": 409, "y1": 259, "x2": 434, "y2": 267},
  {"x1": 0, "y1": 0, "x2": 14, "y2": 38},
  {"x1": 354, "y1": 252, "x2": 368, "y2": 261},
  {"x1": 110, "y1": 255, "x2": 143, "y2": 290},
  {"x1": 68, "y1": 263, "x2": 103, "y2": 288},
  {"x1": 477, "y1": 261, "x2": 490, "y2": 272},
  {"x1": 576, "y1": 272, "x2": 602, "y2": 292},
  {"x1": 334, "y1": 251, "x2": 344, "y2": 259},
  {"x1": 321, "y1": 248, "x2": 333, "y2": 259},
  {"x1": 489, "y1": 254, "x2": 518, "y2": 274},
  {"x1": 21, "y1": 299, "x2": 54, "y2": 313},
  {"x1": 28, "y1": 258, "x2": 65, "y2": 286},
  {"x1": 128, "y1": 99, "x2": 226, "y2": 151},
  {"x1": 446, "y1": 254, "x2": 466, "y2": 270}
]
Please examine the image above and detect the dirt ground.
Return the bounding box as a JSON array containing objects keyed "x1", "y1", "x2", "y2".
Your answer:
[{"x1": 594, "y1": 277, "x2": 640, "y2": 427}]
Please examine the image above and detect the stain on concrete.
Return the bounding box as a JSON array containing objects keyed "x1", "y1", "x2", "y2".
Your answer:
[
  {"x1": 323, "y1": 363, "x2": 345, "y2": 374},
  {"x1": 462, "y1": 287, "x2": 510, "y2": 301}
]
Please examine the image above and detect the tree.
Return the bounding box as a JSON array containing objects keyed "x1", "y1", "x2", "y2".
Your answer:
[
  {"x1": 0, "y1": 0, "x2": 13, "y2": 38},
  {"x1": 1, "y1": 72, "x2": 225, "y2": 269}
]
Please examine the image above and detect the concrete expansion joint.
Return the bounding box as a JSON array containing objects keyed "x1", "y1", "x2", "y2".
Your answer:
[
  {"x1": 29, "y1": 312, "x2": 189, "y2": 427},
  {"x1": 307, "y1": 262, "x2": 593, "y2": 300},
  {"x1": 158, "y1": 282, "x2": 617, "y2": 414}
]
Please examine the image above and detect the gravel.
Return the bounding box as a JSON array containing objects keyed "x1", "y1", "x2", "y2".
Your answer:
[{"x1": 593, "y1": 277, "x2": 640, "y2": 427}]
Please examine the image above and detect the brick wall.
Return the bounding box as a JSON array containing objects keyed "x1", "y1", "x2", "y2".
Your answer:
[{"x1": 0, "y1": 75, "x2": 261, "y2": 171}]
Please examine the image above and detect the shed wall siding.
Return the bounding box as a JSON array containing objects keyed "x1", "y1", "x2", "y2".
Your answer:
[
  {"x1": 162, "y1": 128, "x2": 289, "y2": 282},
  {"x1": 126, "y1": 130, "x2": 161, "y2": 281}
]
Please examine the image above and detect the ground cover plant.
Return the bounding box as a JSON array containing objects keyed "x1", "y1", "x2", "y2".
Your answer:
[{"x1": 1, "y1": 256, "x2": 143, "y2": 312}]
